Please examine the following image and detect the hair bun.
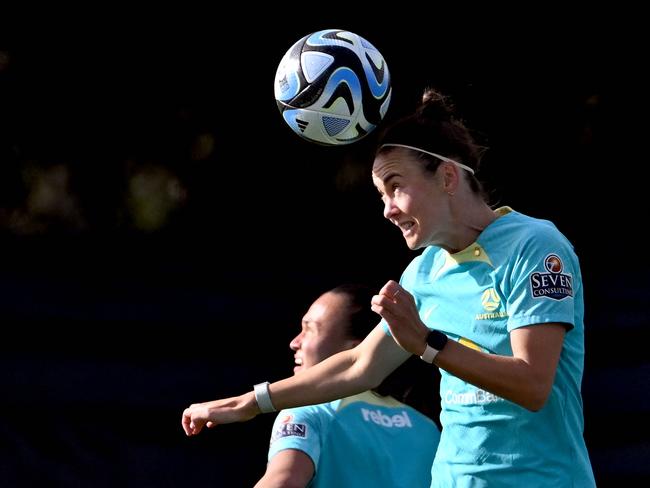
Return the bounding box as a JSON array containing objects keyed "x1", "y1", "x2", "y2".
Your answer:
[{"x1": 417, "y1": 88, "x2": 455, "y2": 121}]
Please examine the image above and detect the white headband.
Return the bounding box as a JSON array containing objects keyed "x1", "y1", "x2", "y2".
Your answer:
[{"x1": 380, "y1": 143, "x2": 475, "y2": 175}]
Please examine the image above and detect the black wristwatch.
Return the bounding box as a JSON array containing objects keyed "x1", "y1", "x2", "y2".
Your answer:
[{"x1": 420, "y1": 330, "x2": 448, "y2": 363}]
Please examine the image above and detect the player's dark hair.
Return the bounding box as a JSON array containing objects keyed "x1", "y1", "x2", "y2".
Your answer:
[
  {"x1": 330, "y1": 284, "x2": 441, "y2": 425},
  {"x1": 377, "y1": 87, "x2": 487, "y2": 197},
  {"x1": 329, "y1": 283, "x2": 377, "y2": 340}
]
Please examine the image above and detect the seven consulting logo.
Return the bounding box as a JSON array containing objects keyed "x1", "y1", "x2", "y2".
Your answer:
[
  {"x1": 530, "y1": 253, "x2": 573, "y2": 300},
  {"x1": 271, "y1": 414, "x2": 307, "y2": 442}
]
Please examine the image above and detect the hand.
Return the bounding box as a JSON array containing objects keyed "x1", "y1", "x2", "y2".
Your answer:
[
  {"x1": 371, "y1": 280, "x2": 429, "y2": 356},
  {"x1": 181, "y1": 392, "x2": 259, "y2": 436}
]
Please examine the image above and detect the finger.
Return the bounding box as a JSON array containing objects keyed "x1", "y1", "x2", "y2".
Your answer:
[
  {"x1": 379, "y1": 280, "x2": 396, "y2": 296},
  {"x1": 371, "y1": 300, "x2": 395, "y2": 320},
  {"x1": 380, "y1": 280, "x2": 401, "y2": 299},
  {"x1": 372, "y1": 292, "x2": 396, "y2": 307},
  {"x1": 182, "y1": 410, "x2": 192, "y2": 435}
]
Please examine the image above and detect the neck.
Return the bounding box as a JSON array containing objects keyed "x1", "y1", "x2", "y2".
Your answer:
[
  {"x1": 444, "y1": 200, "x2": 496, "y2": 253},
  {"x1": 468, "y1": 203, "x2": 497, "y2": 232}
]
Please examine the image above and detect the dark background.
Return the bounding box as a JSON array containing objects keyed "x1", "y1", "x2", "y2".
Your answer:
[{"x1": 1, "y1": 11, "x2": 647, "y2": 487}]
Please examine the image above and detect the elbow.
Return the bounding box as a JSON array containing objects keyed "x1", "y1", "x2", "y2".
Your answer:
[
  {"x1": 256, "y1": 472, "x2": 306, "y2": 488},
  {"x1": 351, "y1": 355, "x2": 386, "y2": 392},
  {"x1": 366, "y1": 374, "x2": 384, "y2": 391},
  {"x1": 280, "y1": 481, "x2": 307, "y2": 488},
  {"x1": 359, "y1": 367, "x2": 384, "y2": 392},
  {"x1": 521, "y1": 384, "x2": 552, "y2": 412},
  {"x1": 523, "y1": 399, "x2": 545, "y2": 412}
]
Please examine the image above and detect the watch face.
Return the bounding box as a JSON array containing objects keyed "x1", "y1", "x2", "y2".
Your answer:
[{"x1": 427, "y1": 330, "x2": 448, "y2": 351}]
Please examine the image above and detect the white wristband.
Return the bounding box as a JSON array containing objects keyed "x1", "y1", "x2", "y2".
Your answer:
[
  {"x1": 254, "y1": 381, "x2": 277, "y2": 413},
  {"x1": 420, "y1": 344, "x2": 439, "y2": 364}
]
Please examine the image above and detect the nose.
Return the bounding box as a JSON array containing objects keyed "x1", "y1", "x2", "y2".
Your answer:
[
  {"x1": 383, "y1": 197, "x2": 398, "y2": 220},
  {"x1": 290, "y1": 332, "x2": 302, "y2": 351}
]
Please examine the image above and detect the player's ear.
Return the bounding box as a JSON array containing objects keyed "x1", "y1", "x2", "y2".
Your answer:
[{"x1": 441, "y1": 162, "x2": 459, "y2": 194}]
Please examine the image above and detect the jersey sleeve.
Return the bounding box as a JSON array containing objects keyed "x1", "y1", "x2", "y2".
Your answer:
[
  {"x1": 506, "y1": 225, "x2": 580, "y2": 331},
  {"x1": 267, "y1": 406, "x2": 325, "y2": 469}
]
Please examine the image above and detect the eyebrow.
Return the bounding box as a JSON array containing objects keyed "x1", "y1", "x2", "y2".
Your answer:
[
  {"x1": 383, "y1": 172, "x2": 399, "y2": 184},
  {"x1": 376, "y1": 172, "x2": 399, "y2": 191}
]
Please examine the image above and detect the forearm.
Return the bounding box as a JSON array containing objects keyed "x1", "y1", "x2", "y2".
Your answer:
[
  {"x1": 269, "y1": 350, "x2": 369, "y2": 410},
  {"x1": 268, "y1": 326, "x2": 409, "y2": 411},
  {"x1": 434, "y1": 342, "x2": 544, "y2": 410},
  {"x1": 182, "y1": 326, "x2": 409, "y2": 435},
  {"x1": 254, "y1": 451, "x2": 313, "y2": 488},
  {"x1": 254, "y1": 471, "x2": 306, "y2": 488},
  {"x1": 433, "y1": 324, "x2": 565, "y2": 411},
  {"x1": 182, "y1": 362, "x2": 365, "y2": 435}
]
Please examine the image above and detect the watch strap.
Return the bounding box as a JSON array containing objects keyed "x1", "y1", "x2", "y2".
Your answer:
[
  {"x1": 254, "y1": 381, "x2": 277, "y2": 413},
  {"x1": 420, "y1": 344, "x2": 439, "y2": 363}
]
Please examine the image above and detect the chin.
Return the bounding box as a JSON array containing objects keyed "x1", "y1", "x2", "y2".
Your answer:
[{"x1": 404, "y1": 237, "x2": 421, "y2": 250}]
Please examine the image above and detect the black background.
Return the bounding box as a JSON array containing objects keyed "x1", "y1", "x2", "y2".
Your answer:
[{"x1": 1, "y1": 10, "x2": 647, "y2": 487}]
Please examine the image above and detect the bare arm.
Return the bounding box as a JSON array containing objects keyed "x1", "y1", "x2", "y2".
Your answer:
[
  {"x1": 373, "y1": 280, "x2": 565, "y2": 411},
  {"x1": 435, "y1": 324, "x2": 564, "y2": 410},
  {"x1": 182, "y1": 325, "x2": 410, "y2": 435},
  {"x1": 254, "y1": 450, "x2": 314, "y2": 488},
  {"x1": 269, "y1": 324, "x2": 409, "y2": 408}
]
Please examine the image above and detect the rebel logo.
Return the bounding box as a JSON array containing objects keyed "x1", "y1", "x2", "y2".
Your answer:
[
  {"x1": 361, "y1": 408, "x2": 413, "y2": 428},
  {"x1": 530, "y1": 253, "x2": 573, "y2": 301}
]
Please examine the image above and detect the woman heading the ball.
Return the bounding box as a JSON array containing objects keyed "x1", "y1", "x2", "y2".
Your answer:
[{"x1": 182, "y1": 87, "x2": 596, "y2": 487}]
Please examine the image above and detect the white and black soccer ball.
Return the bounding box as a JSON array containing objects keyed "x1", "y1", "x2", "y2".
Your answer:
[{"x1": 274, "y1": 29, "x2": 391, "y2": 146}]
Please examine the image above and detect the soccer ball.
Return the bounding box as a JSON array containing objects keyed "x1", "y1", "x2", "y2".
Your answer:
[{"x1": 274, "y1": 29, "x2": 391, "y2": 146}]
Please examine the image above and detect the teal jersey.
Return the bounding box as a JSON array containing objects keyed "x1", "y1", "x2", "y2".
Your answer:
[
  {"x1": 385, "y1": 208, "x2": 595, "y2": 487},
  {"x1": 267, "y1": 391, "x2": 440, "y2": 488}
]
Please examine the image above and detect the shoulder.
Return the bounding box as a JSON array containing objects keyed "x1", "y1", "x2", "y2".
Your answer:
[
  {"x1": 497, "y1": 210, "x2": 566, "y2": 239},
  {"x1": 488, "y1": 211, "x2": 582, "y2": 289},
  {"x1": 489, "y1": 210, "x2": 576, "y2": 257},
  {"x1": 272, "y1": 403, "x2": 333, "y2": 428},
  {"x1": 281, "y1": 401, "x2": 337, "y2": 417},
  {"x1": 270, "y1": 405, "x2": 332, "y2": 444}
]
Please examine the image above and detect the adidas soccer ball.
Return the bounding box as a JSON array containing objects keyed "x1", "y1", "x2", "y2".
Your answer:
[{"x1": 274, "y1": 29, "x2": 391, "y2": 146}]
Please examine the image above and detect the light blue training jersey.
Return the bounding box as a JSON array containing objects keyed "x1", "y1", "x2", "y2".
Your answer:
[
  {"x1": 384, "y1": 207, "x2": 595, "y2": 487},
  {"x1": 267, "y1": 390, "x2": 440, "y2": 487}
]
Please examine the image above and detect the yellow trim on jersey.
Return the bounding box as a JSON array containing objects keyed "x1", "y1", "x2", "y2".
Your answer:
[
  {"x1": 459, "y1": 337, "x2": 484, "y2": 352},
  {"x1": 494, "y1": 206, "x2": 513, "y2": 217},
  {"x1": 435, "y1": 207, "x2": 514, "y2": 278},
  {"x1": 337, "y1": 391, "x2": 404, "y2": 412}
]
